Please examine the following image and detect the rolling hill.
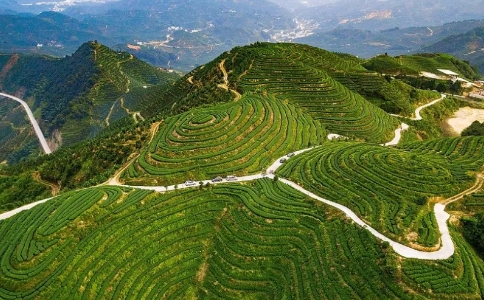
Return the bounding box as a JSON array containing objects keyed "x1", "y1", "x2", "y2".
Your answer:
[
  {"x1": 138, "y1": 42, "x2": 406, "y2": 143},
  {"x1": 0, "y1": 41, "x2": 179, "y2": 163},
  {"x1": 422, "y1": 26, "x2": 484, "y2": 74},
  {"x1": 1, "y1": 41, "x2": 484, "y2": 299}
]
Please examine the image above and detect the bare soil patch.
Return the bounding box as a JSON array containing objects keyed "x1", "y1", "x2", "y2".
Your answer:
[{"x1": 446, "y1": 107, "x2": 484, "y2": 134}]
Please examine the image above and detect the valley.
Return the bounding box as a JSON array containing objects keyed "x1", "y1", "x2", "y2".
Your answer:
[{"x1": 0, "y1": 92, "x2": 51, "y2": 154}]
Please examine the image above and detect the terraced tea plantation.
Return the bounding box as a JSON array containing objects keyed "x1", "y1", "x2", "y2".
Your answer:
[
  {"x1": 123, "y1": 94, "x2": 325, "y2": 185},
  {"x1": 399, "y1": 136, "x2": 484, "y2": 173},
  {"x1": 2, "y1": 181, "x2": 484, "y2": 299},
  {"x1": 278, "y1": 142, "x2": 476, "y2": 246},
  {"x1": 227, "y1": 44, "x2": 399, "y2": 143},
  {"x1": 3, "y1": 41, "x2": 484, "y2": 300}
]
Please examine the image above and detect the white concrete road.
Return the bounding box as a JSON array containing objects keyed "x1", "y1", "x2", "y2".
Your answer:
[
  {"x1": 0, "y1": 92, "x2": 52, "y2": 154},
  {"x1": 0, "y1": 95, "x2": 463, "y2": 260},
  {"x1": 391, "y1": 94, "x2": 447, "y2": 121}
]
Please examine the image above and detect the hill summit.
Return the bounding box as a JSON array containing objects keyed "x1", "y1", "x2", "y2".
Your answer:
[{"x1": 0, "y1": 41, "x2": 178, "y2": 163}]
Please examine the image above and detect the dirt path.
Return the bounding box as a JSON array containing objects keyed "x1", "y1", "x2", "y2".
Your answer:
[
  {"x1": 33, "y1": 171, "x2": 60, "y2": 196},
  {"x1": 119, "y1": 98, "x2": 144, "y2": 124},
  {"x1": 105, "y1": 99, "x2": 118, "y2": 126},
  {"x1": 103, "y1": 119, "x2": 161, "y2": 185},
  {"x1": 149, "y1": 120, "x2": 162, "y2": 143},
  {"x1": 217, "y1": 59, "x2": 242, "y2": 101},
  {"x1": 104, "y1": 153, "x2": 140, "y2": 186},
  {"x1": 442, "y1": 172, "x2": 484, "y2": 205}
]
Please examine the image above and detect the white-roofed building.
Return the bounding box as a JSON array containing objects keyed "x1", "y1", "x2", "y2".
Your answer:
[{"x1": 437, "y1": 69, "x2": 459, "y2": 77}]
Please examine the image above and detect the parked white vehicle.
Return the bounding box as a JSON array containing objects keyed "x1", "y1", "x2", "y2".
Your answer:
[{"x1": 212, "y1": 176, "x2": 223, "y2": 182}]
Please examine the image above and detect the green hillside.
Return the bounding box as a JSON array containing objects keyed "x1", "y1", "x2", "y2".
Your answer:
[
  {"x1": 2, "y1": 42, "x2": 484, "y2": 299},
  {"x1": 422, "y1": 26, "x2": 484, "y2": 75},
  {"x1": 140, "y1": 42, "x2": 402, "y2": 143},
  {"x1": 2, "y1": 181, "x2": 484, "y2": 299},
  {"x1": 0, "y1": 42, "x2": 459, "y2": 212},
  {"x1": 278, "y1": 141, "x2": 480, "y2": 247},
  {"x1": 0, "y1": 41, "x2": 179, "y2": 163},
  {"x1": 123, "y1": 94, "x2": 325, "y2": 185},
  {"x1": 364, "y1": 53, "x2": 481, "y2": 80}
]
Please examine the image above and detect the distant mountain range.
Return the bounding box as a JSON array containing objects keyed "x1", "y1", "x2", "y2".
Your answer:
[
  {"x1": 0, "y1": 0, "x2": 484, "y2": 72},
  {"x1": 295, "y1": 0, "x2": 484, "y2": 30},
  {"x1": 423, "y1": 26, "x2": 484, "y2": 74},
  {"x1": 296, "y1": 20, "x2": 484, "y2": 59}
]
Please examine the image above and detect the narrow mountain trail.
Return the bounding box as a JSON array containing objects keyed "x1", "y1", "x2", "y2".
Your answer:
[
  {"x1": 33, "y1": 171, "x2": 60, "y2": 196},
  {"x1": 0, "y1": 92, "x2": 52, "y2": 154},
  {"x1": 391, "y1": 94, "x2": 446, "y2": 120},
  {"x1": 103, "y1": 153, "x2": 140, "y2": 186},
  {"x1": 104, "y1": 99, "x2": 118, "y2": 126},
  {"x1": 119, "y1": 97, "x2": 144, "y2": 123},
  {"x1": 0, "y1": 94, "x2": 477, "y2": 261},
  {"x1": 442, "y1": 172, "x2": 484, "y2": 205},
  {"x1": 217, "y1": 59, "x2": 242, "y2": 101}
]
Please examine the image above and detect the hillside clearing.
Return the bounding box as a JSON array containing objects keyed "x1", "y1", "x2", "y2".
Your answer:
[{"x1": 447, "y1": 107, "x2": 484, "y2": 134}]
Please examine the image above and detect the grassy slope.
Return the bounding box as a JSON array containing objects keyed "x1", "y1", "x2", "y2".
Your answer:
[
  {"x1": 139, "y1": 42, "x2": 402, "y2": 143},
  {"x1": 0, "y1": 42, "x2": 179, "y2": 162},
  {"x1": 1, "y1": 43, "x2": 484, "y2": 299},
  {"x1": 1, "y1": 182, "x2": 484, "y2": 299},
  {"x1": 123, "y1": 94, "x2": 326, "y2": 185},
  {"x1": 364, "y1": 53, "x2": 481, "y2": 80},
  {"x1": 278, "y1": 140, "x2": 481, "y2": 247}
]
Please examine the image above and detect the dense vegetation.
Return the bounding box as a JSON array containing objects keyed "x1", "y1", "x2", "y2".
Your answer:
[
  {"x1": 278, "y1": 141, "x2": 476, "y2": 246},
  {"x1": 0, "y1": 42, "x2": 467, "y2": 212},
  {"x1": 462, "y1": 213, "x2": 484, "y2": 256},
  {"x1": 225, "y1": 43, "x2": 400, "y2": 142},
  {"x1": 124, "y1": 94, "x2": 325, "y2": 185},
  {"x1": 0, "y1": 117, "x2": 148, "y2": 213},
  {"x1": 399, "y1": 136, "x2": 484, "y2": 172},
  {"x1": 0, "y1": 41, "x2": 178, "y2": 163},
  {"x1": 138, "y1": 42, "x2": 452, "y2": 143},
  {"x1": 1, "y1": 181, "x2": 484, "y2": 299},
  {"x1": 0, "y1": 173, "x2": 51, "y2": 212},
  {"x1": 462, "y1": 121, "x2": 484, "y2": 137},
  {"x1": 364, "y1": 53, "x2": 481, "y2": 80},
  {"x1": 397, "y1": 95, "x2": 461, "y2": 142},
  {"x1": 2, "y1": 42, "x2": 484, "y2": 299}
]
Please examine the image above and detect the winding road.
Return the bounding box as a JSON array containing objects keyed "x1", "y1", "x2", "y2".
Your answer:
[
  {"x1": 0, "y1": 94, "x2": 466, "y2": 260},
  {"x1": 0, "y1": 92, "x2": 51, "y2": 154},
  {"x1": 391, "y1": 94, "x2": 446, "y2": 121}
]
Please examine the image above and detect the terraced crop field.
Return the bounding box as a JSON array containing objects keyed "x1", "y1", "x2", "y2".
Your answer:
[
  {"x1": 2, "y1": 181, "x2": 483, "y2": 299},
  {"x1": 278, "y1": 142, "x2": 474, "y2": 246},
  {"x1": 123, "y1": 94, "x2": 325, "y2": 185},
  {"x1": 399, "y1": 136, "x2": 484, "y2": 174},
  {"x1": 0, "y1": 180, "x2": 475, "y2": 299},
  {"x1": 397, "y1": 55, "x2": 461, "y2": 75},
  {"x1": 401, "y1": 232, "x2": 484, "y2": 296},
  {"x1": 230, "y1": 45, "x2": 399, "y2": 143}
]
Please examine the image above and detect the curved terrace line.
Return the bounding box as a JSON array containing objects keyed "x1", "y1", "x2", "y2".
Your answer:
[
  {"x1": 0, "y1": 94, "x2": 466, "y2": 260},
  {"x1": 0, "y1": 92, "x2": 52, "y2": 154}
]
